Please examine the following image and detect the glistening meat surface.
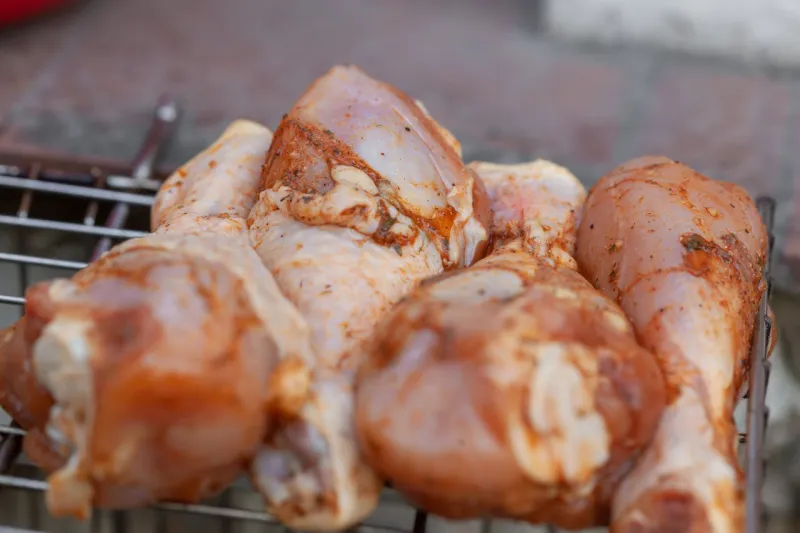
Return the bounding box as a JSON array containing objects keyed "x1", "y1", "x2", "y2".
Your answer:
[
  {"x1": 575, "y1": 156, "x2": 769, "y2": 533},
  {"x1": 355, "y1": 160, "x2": 665, "y2": 529},
  {"x1": 246, "y1": 65, "x2": 491, "y2": 531},
  {"x1": 0, "y1": 121, "x2": 311, "y2": 518}
]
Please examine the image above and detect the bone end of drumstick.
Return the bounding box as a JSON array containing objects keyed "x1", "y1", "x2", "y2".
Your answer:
[
  {"x1": 164, "y1": 118, "x2": 273, "y2": 186},
  {"x1": 219, "y1": 119, "x2": 273, "y2": 141}
]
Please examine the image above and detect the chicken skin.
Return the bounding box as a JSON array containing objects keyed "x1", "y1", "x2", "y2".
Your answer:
[
  {"x1": 246, "y1": 65, "x2": 491, "y2": 531},
  {"x1": 575, "y1": 156, "x2": 769, "y2": 533},
  {"x1": 0, "y1": 121, "x2": 312, "y2": 519},
  {"x1": 355, "y1": 160, "x2": 665, "y2": 529}
]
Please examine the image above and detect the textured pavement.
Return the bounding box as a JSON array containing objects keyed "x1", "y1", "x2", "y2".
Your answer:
[{"x1": 0, "y1": 0, "x2": 799, "y2": 291}]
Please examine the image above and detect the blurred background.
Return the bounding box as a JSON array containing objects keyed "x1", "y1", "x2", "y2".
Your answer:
[
  {"x1": 1, "y1": 0, "x2": 800, "y2": 531},
  {"x1": 2, "y1": 0, "x2": 799, "y2": 292}
]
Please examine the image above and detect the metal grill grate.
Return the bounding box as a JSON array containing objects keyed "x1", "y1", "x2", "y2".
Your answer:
[{"x1": 0, "y1": 97, "x2": 776, "y2": 533}]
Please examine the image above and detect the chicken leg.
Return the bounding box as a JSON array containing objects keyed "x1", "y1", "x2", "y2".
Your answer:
[
  {"x1": 355, "y1": 160, "x2": 665, "y2": 529},
  {"x1": 0, "y1": 121, "x2": 312, "y2": 518},
  {"x1": 575, "y1": 156, "x2": 769, "y2": 533},
  {"x1": 246, "y1": 65, "x2": 492, "y2": 531}
]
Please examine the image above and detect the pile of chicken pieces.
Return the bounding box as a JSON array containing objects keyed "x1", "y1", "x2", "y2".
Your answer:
[{"x1": 0, "y1": 65, "x2": 772, "y2": 533}]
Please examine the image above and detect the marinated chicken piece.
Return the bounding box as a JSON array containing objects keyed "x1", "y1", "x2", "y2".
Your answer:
[
  {"x1": 355, "y1": 160, "x2": 665, "y2": 529},
  {"x1": 0, "y1": 121, "x2": 312, "y2": 518},
  {"x1": 247, "y1": 65, "x2": 492, "y2": 530},
  {"x1": 574, "y1": 156, "x2": 769, "y2": 533}
]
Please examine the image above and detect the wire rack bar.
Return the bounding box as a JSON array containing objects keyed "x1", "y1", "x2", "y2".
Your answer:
[
  {"x1": 0, "y1": 176, "x2": 154, "y2": 207},
  {"x1": 0, "y1": 475, "x2": 274, "y2": 524},
  {"x1": 0, "y1": 296, "x2": 24, "y2": 306},
  {"x1": 0, "y1": 252, "x2": 85, "y2": 271},
  {"x1": 90, "y1": 94, "x2": 179, "y2": 260},
  {"x1": 0, "y1": 150, "x2": 171, "y2": 188},
  {"x1": 744, "y1": 197, "x2": 776, "y2": 532},
  {"x1": 0, "y1": 427, "x2": 24, "y2": 438},
  {"x1": 0, "y1": 215, "x2": 147, "y2": 240},
  {"x1": 0, "y1": 473, "x2": 415, "y2": 532},
  {"x1": 0, "y1": 526, "x2": 47, "y2": 533}
]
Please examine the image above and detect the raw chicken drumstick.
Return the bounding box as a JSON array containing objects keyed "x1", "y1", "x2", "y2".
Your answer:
[
  {"x1": 574, "y1": 156, "x2": 769, "y2": 533},
  {"x1": 355, "y1": 160, "x2": 665, "y2": 529},
  {"x1": 246, "y1": 65, "x2": 492, "y2": 530},
  {"x1": 0, "y1": 121, "x2": 312, "y2": 518}
]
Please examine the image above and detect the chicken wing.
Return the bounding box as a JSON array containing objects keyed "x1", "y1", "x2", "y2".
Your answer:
[
  {"x1": 0, "y1": 121, "x2": 312, "y2": 518},
  {"x1": 574, "y1": 156, "x2": 769, "y2": 533},
  {"x1": 246, "y1": 65, "x2": 492, "y2": 530},
  {"x1": 355, "y1": 160, "x2": 665, "y2": 529}
]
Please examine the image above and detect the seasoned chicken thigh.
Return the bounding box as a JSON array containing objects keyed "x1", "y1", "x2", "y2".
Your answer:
[
  {"x1": 0, "y1": 121, "x2": 312, "y2": 518},
  {"x1": 247, "y1": 65, "x2": 491, "y2": 530},
  {"x1": 355, "y1": 160, "x2": 665, "y2": 529},
  {"x1": 575, "y1": 157, "x2": 769, "y2": 533}
]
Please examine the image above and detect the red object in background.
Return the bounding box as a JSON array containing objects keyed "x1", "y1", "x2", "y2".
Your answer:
[{"x1": 0, "y1": 0, "x2": 71, "y2": 26}]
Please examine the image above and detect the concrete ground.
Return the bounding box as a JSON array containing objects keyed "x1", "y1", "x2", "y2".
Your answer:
[{"x1": 545, "y1": 0, "x2": 800, "y2": 68}]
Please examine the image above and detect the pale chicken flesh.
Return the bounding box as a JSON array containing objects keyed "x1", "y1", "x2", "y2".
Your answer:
[
  {"x1": 0, "y1": 121, "x2": 312, "y2": 518},
  {"x1": 574, "y1": 156, "x2": 769, "y2": 533},
  {"x1": 355, "y1": 160, "x2": 665, "y2": 529},
  {"x1": 246, "y1": 65, "x2": 491, "y2": 531}
]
